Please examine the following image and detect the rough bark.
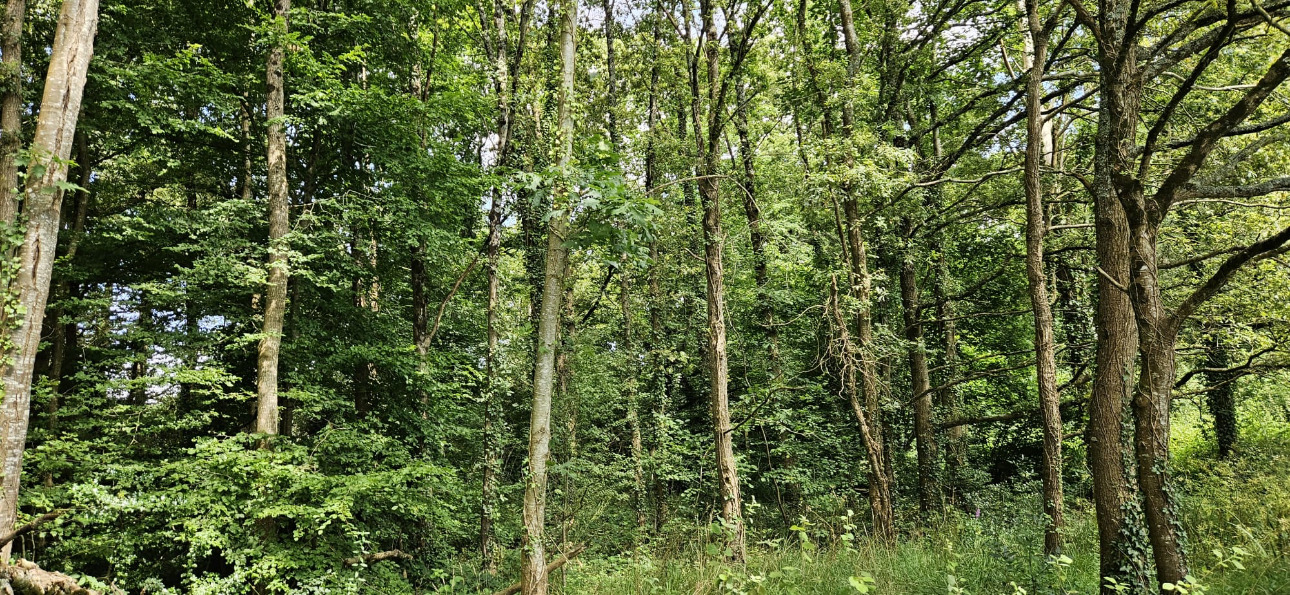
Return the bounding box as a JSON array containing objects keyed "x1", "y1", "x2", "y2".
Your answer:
[
  {"x1": 691, "y1": 0, "x2": 744, "y2": 559},
  {"x1": 0, "y1": 559, "x2": 100, "y2": 595},
  {"x1": 0, "y1": 0, "x2": 23, "y2": 225},
  {"x1": 255, "y1": 0, "x2": 290, "y2": 438},
  {"x1": 829, "y1": 277, "x2": 894, "y2": 543},
  {"x1": 1088, "y1": 3, "x2": 1151, "y2": 586},
  {"x1": 0, "y1": 0, "x2": 97, "y2": 558},
  {"x1": 519, "y1": 0, "x2": 574, "y2": 589},
  {"x1": 901, "y1": 240, "x2": 939, "y2": 515},
  {"x1": 1022, "y1": 0, "x2": 1063, "y2": 555}
]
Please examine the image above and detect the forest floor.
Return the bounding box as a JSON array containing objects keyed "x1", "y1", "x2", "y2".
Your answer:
[{"x1": 443, "y1": 418, "x2": 1290, "y2": 594}]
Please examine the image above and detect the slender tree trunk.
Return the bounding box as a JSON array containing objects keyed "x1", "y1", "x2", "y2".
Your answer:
[
  {"x1": 733, "y1": 82, "x2": 779, "y2": 378},
  {"x1": 621, "y1": 267, "x2": 646, "y2": 531},
  {"x1": 643, "y1": 8, "x2": 666, "y2": 533},
  {"x1": 0, "y1": 0, "x2": 23, "y2": 224},
  {"x1": 933, "y1": 255, "x2": 964, "y2": 505},
  {"x1": 900, "y1": 239, "x2": 939, "y2": 515},
  {"x1": 835, "y1": 0, "x2": 895, "y2": 515},
  {"x1": 0, "y1": 0, "x2": 98, "y2": 556},
  {"x1": 691, "y1": 0, "x2": 744, "y2": 559},
  {"x1": 1203, "y1": 333, "x2": 1236, "y2": 458},
  {"x1": 520, "y1": 0, "x2": 574, "y2": 590},
  {"x1": 830, "y1": 277, "x2": 895, "y2": 542},
  {"x1": 478, "y1": 0, "x2": 516, "y2": 567},
  {"x1": 255, "y1": 0, "x2": 290, "y2": 438},
  {"x1": 1021, "y1": 0, "x2": 1063, "y2": 555}
]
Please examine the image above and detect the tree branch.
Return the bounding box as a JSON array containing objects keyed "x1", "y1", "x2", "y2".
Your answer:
[
  {"x1": 0, "y1": 509, "x2": 65, "y2": 550},
  {"x1": 1171, "y1": 225, "x2": 1290, "y2": 328},
  {"x1": 491, "y1": 544, "x2": 587, "y2": 595}
]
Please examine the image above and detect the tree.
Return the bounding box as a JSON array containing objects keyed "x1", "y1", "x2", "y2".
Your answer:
[
  {"x1": 0, "y1": 0, "x2": 98, "y2": 556},
  {"x1": 521, "y1": 0, "x2": 575, "y2": 588},
  {"x1": 1021, "y1": 0, "x2": 1064, "y2": 556},
  {"x1": 255, "y1": 0, "x2": 290, "y2": 439}
]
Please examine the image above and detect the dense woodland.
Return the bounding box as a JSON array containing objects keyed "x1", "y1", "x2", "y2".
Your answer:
[{"x1": 0, "y1": 0, "x2": 1288, "y2": 593}]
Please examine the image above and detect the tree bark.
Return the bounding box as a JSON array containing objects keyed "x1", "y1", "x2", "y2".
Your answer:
[
  {"x1": 733, "y1": 81, "x2": 779, "y2": 378},
  {"x1": 255, "y1": 0, "x2": 290, "y2": 438},
  {"x1": 830, "y1": 277, "x2": 895, "y2": 542},
  {"x1": 1088, "y1": 6, "x2": 1151, "y2": 587},
  {"x1": 520, "y1": 0, "x2": 574, "y2": 589},
  {"x1": 901, "y1": 239, "x2": 940, "y2": 516},
  {"x1": 1021, "y1": 0, "x2": 1063, "y2": 556},
  {"x1": 1203, "y1": 333, "x2": 1237, "y2": 458},
  {"x1": 691, "y1": 0, "x2": 744, "y2": 559},
  {"x1": 0, "y1": 0, "x2": 24, "y2": 225},
  {"x1": 835, "y1": 0, "x2": 895, "y2": 506},
  {"x1": 0, "y1": 0, "x2": 98, "y2": 558}
]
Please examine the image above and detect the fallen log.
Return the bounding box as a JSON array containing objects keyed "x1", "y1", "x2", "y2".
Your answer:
[
  {"x1": 343, "y1": 549, "x2": 412, "y2": 567},
  {"x1": 490, "y1": 544, "x2": 587, "y2": 595},
  {"x1": 0, "y1": 559, "x2": 100, "y2": 595}
]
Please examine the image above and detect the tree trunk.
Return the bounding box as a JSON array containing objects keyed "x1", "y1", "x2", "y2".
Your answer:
[
  {"x1": 691, "y1": 0, "x2": 744, "y2": 559},
  {"x1": 1088, "y1": 16, "x2": 1151, "y2": 589},
  {"x1": 901, "y1": 246, "x2": 939, "y2": 515},
  {"x1": 478, "y1": 0, "x2": 516, "y2": 566},
  {"x1": 835, "y1": 0, "x2": 895, "y2": 510},
  {"x1": 1021, "y1": 0, "x2": 1064, "y2": 556},
  {"x1": 255, "y1": 0, "x2": 290, "y2": 438},
  {"x1": 621, "y1": 267, "x2": 646, "y2": 531},
  {"x1": 1203, "y1": 334, "x2": 1236, "y2": 458},
  {"x1": 1126, "y1": 227, "x2": 1188, "y2": 584},
  {"x1": 0, "y1": 0, "x2": 98, "y2": 558},
  {"x1": 829, "y1": 277, "x2": 895, "y2": 543},
  {"x1": 520, "y1": 0, "x2": 574, "y2": 589},
  {"x1": 733, "y1": 81, "x2": 779, "y2": 378},
  {"x1": 0, "y1": 0, "x2": 23, "y2": 225},
  {"x1": 933, "y1": 255, "x2": 964, "y2": 505}
]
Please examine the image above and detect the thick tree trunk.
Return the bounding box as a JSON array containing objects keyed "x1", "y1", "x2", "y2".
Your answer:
[
  {"x1": 1021, "y1": 0, "x2": 1064, "y2": 556},
  {"x1": 520, "y1": 0, "x2": 574, "y2": 590},
  {"x1": 0, "y1": 0, "x2": 98, "y2": 557},
  {"x1": 255, "y1": 0, "x2": 291, "y2": 438},
  {"x1": 1126, "y1": 228, "x2": 1189, "y2": 584},
  {"x1": 901, "y1": 244, "x2": 939, "y2": 515},
  {"x1": 1088, "y1": 17, "x2": 1151, "y2": 588},
  {"x1": 0, "y1": 0, "x2": 23, "y2": 224}
]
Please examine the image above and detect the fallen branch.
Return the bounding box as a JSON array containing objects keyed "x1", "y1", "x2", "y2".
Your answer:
[
  {"x1": 491, "y1": 544, "x2": 587, "y2": 595},
  {"x1": 343, "y1": 549, "x2": 412, "y2": 567},
  {"x1": 0, "y1": 509, "x2": 65, "y2": 550}
]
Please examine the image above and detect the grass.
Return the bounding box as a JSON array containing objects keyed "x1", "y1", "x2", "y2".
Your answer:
[{"x1": 431, "y1": 416, "x2": 1290, "y2": 594}]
